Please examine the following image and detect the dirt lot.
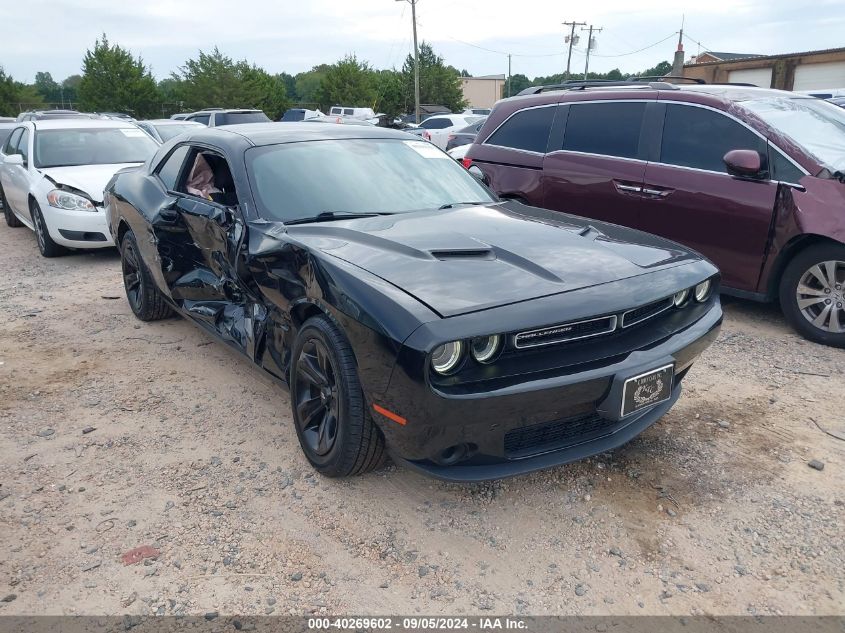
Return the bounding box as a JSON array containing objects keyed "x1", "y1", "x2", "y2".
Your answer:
[{"x1": 0, "y1": 223, "x2": 843, "y2": 618}]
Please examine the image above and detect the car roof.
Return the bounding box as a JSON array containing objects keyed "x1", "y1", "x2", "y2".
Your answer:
[
  {"x1": 31, "y1": 119, "x2": 140, "y2": 130},
  {"x1": 673, "y1": 84, "x2": 808, "y2": 102},
  {"x1": 196, "y1": 122, "x2": 414, "y2": 147},
  {"x1": 194, "y1": 109, "x2": 263, "y2": 114},
  {"x1": 142, "y1": 119, "x2": 204, "y2": 125}
]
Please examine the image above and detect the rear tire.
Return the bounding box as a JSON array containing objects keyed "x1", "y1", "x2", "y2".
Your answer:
[
  {"x1": 31, "y1": 200, "x2": 67, "y2": 257},
  {"x1": 290, "y1": 315, "x2": 387, "y2": 477},
  {"x1": 120, "y1": 229, "x2": 173, "y2": 321},
  {"x1": 779, "y1": 243, "x2": 845, "y2": 348},
  {"x1": 1, "y1": 186, "x2": 23, "y2": 227}
]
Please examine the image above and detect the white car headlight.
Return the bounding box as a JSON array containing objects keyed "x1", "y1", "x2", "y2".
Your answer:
[
  {"x1": 431, "y1": 341, "x2": 463, "y2": 375},
  {"x1": 47, "y1": 190, "x2": 95, "y2": 212},
  {"x1": 694, "y1": 280, "x2": 712, "y2": 302},
  {"x1": 470, "y1": 335, "x2": 501, "y2": 363}
]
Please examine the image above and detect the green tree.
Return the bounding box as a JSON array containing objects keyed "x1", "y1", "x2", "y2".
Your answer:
[
  {"x1": 507, "y1": 73, "x2": 531, "y2": 96},
  {"x1": 0, "y1": 68, "x2": 44, "y2": 116},
  {"x1": 78, "y1": 34, "x2": 160, "y2": 117},
  {"x1": 280, "y1": 72, "x2": 297, "y2": 102},
  {"x1": 61, "y1": 74, "x2": 82, "y2": 107},
  {"x1": 294, "y1": 65, "x2": 330, "y2": 107},
  {"x1": 373, "y1": 69, "x2": 405, "y2": 117},
  {"x1": 34, "y1": 71, "x2": 61, "y2": 103},
  {"x1": 173, "y1": 47, "x2": 288, "y2": 116},
  {"x1": 631, "y1": 60, "x2": 672, "y2": 79},
  {"x1": 314, "y1": 55, "x2": 377, "y2": 111},
  {"x1": 402, "y1": 42, "x2": 466, "y2": 112}
]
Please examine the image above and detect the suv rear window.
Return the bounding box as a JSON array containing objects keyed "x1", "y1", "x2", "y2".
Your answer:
[
  {"x1": 486, "y1": 106, "x2": 555, "y2": 153},
  {"x1": 562, "y1": 102, "x2": 646, "y2": 159},
  {"x1": 420, "y1": 118, "x2": 452, "y2": 130},
  {"x1": 216, "y1": 112, "x2": 270, "y2": 126},
  {"x1": 660, "y1": 104, "x2": 766, "y2": 173}
]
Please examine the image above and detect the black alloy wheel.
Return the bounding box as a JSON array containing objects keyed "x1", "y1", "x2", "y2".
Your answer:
[
  {"x1": 290, "y1": 315, "x2": 386, "y2": 477},
  {"x1": 120, "y1": 230, "x2": 173, "y2": 321},
  {"x1": 294, "y1": 336, "x2": 340, "y2": 456}
]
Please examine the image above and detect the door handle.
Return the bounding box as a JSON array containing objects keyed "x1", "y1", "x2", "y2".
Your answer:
[
  {"x1": 614, "y1": 182, "x2": 642, "y2": 194},
  {"x1": 641, "y1": 187, "x2": 672, "y2": 198}
]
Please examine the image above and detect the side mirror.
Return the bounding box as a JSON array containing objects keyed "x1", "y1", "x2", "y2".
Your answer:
[
  {"x1": 3, "y1": 154, "x2": 24, "y2": 166},
  {"x1": 468, "y1": 164, "x2": 489, "y2": 186},
  {"x1": 723, "y1": 149, "x2": 766, "y2": 180}
]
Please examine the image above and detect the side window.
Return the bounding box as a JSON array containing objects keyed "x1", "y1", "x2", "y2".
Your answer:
[
  {"x1": 17, "y1": 129, "x2": 30, "y2": 163},
  {"x1": 191, "y1": 114, "x2": 210, "y2": 126},
  {"x1": 3, "y1": 128, "x2": 23, "y2": 155},
  {"x1": 156, "y1": 145, "x2": 191, "y2": 191},
  {"x1": 485, "y1": 106, "x2": 555, "y2": 153},
  {"x1": 562, "y1": 102, "x2": 646, "y2": 159},
  {"x1": 660, "y1": 104, "x2": 766, "y2": 173},
  {"x1": 344, "y1": 108, "x2": 354, "y2": 116},
  {"x1": 178, "y1": 150, "x2": 239, "y2": 206},
  {"x1": 420, "y1": 118, "x2": 451, "y2": 130},
  {"x1": 769, "y1": 146, "x2": 805, "y2": 184}
]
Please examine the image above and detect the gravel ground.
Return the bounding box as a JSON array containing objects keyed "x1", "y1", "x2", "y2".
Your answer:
[{"x1": 0, "y1": 223, "x2": 842, "y2": 617}]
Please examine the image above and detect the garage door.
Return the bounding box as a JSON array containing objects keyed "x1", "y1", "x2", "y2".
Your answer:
[
  {"x1": 728, "y1": 67, "x2": 773, "y2": 87},
  {"x1": 793, "y1": 62, "x2": 845, "y2": 91}
]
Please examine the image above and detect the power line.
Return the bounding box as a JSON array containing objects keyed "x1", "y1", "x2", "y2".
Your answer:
[{"x1": 582, "y1": 32, "x2": 678, "y2": 58}]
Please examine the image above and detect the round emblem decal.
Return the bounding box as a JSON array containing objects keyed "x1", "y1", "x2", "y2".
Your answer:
[{"x1": 633, "y1": 378, "x2": 664, "y2": 406}]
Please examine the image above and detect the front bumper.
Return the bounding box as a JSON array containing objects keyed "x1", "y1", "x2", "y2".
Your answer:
[
  {"x1": 41, "y1": 202, "x2": 114, "y2": 248},
  {"x1": 378, "y1": 302, "x2": 722, "y2": 482}
]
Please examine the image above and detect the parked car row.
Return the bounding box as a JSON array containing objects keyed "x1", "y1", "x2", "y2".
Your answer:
[{"x1": 0, "y1": 79, "x2": 838, "y2": 483}]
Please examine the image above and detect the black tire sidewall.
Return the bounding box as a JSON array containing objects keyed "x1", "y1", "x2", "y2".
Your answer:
[
  {"x1": 120, "y1": 231, "x2": 147, "y2": 319},
  {"x1": 2, "y1": 186, "x2": 22, "y2": 228},
  {"x1": 779, "y1": 243, "x2": 845, "y2": 348},
  {"x1": 290, "y1": 317, "x2": 364, "y2": 475}
]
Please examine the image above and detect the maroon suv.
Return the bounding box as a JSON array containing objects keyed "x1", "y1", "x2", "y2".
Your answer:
[{"x1": 465, "y1": 82, "x2": 845, "y2": 347}]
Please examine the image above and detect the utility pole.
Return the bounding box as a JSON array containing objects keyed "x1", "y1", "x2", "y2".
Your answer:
[
  {"x1": 582, "y1": 25, "x2": 603, "y2": 80},
  {"x1": 396, "y1": 0, "x2": 421, "y2": 123},
  {"x1": 507, "y1": 53, "x2": 512, "y2": 97},
  {"x1": 562, "y1": 21, "x2": 586, "y2": 80}
]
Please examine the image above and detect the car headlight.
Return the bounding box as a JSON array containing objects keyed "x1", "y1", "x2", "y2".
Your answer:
[
  {"x1": 694, "y1": 280, "x2": 712, "y2": 302},
  {"x1": 431, "y1": 341, "x2": 463, "y2": 375},
  {"x1": 470, "y1": 335, "x2": 501, "y2": 363},
  {"x1": 47, "y1": 190, "x2": 95, "y2": 212},
  {"x1": 673, "y1": 289, "x2": 690, "y2": 307}
]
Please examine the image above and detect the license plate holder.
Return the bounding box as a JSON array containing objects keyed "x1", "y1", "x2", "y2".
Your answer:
[{"x1": 621, "y1": 364, "x2": 674, "y2": 417}]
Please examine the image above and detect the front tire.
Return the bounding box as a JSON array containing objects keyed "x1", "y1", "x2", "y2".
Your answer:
[
  {"x1": 779, "y1": 243, "x2": 845, "y2": 348},
  {"x1": 1, "y1": 185, "x2": 23, "y2": 227},
  {"x1": 30, "y1": 200, "x2": 67, "y2": 257},
  {"x1": 290, "y1": 315, "x2": 386, "y2": 477},
  {"x1": 120, "y1": 229, "x2": 173, "y2": 321}
]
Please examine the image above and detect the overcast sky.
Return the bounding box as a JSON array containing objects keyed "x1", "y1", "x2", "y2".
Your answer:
[{"x1": 2, "y1": 0, "x2": 842, "y2": 83}]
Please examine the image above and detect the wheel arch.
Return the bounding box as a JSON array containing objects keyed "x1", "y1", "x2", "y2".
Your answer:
[{"x1": 766, "y1": 234, "x2": 845, "y2": 299}]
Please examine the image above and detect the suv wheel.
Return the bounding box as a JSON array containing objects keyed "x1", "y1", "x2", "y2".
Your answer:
[{"x1": 779, "y1": 244, "x2": 845, "y2": 348}]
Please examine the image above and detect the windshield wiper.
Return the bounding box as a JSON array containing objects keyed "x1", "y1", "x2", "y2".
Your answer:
[
  {"x1": 284, "y1": 211, "x2": 394, "y2": 226},
  {"x1": 438, "y1": 201, "x2": 489, "y2": 209}
]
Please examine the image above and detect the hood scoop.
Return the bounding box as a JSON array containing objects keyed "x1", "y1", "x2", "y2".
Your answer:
[
  {"x1": 577, "y1": 225, "x2": 605, "y2": 241},
  {"x1": 429, "y1": 248, "x2": 494, "y2": 261}
]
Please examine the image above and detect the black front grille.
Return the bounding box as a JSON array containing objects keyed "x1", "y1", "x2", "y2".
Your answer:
[
  {"x1": 514, "y1": 315, "x2": 616, "y2": 348},
  {"x1": 504, "y1": 412, "x2": 620, "y2": 458},
  {"x1": 621, "y1": 297, "x2": 673, "y2": 328}
]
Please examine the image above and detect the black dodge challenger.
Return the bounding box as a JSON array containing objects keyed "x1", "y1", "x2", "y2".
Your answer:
[{"x1": 105, "y1": 123, "x2": 722, "y2": 481}]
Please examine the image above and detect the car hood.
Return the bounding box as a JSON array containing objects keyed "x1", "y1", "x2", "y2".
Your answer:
[
  {"x1": 287, "y1": 203, "x2": 699, "y2": 318},
  {"x1": 40, "y1": 163, "x2": 143, "y2": 204}
]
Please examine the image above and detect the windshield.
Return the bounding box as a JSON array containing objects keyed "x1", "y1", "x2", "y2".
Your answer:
[
  {"x1": 155, "y1": 124, "x2": 199, "y2": 142},
  {"x1": 247, "y1": 138, "x2": 495, "y2": 223},
  {"x1": 34, "y1": 127, "x2": 158, "y2": 168},
  {"x1": 281, "y1": 110, "x2": 306, "y2": 122},
  {"x1": 742, "y1": 97, "x2": 845, "y2": 172}
]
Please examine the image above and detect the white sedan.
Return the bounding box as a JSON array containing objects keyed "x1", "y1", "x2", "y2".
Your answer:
[
  {"x1": 0, "y1": 119, "x2": 159, "y2": 257},
  {"x1": 414, "y1": 114, "x2": 486, "y2": 150}
]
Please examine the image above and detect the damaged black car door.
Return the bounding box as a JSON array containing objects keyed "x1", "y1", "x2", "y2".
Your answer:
[{"x1": 151, "y1": 147, "x2": 253, "y2": 352}]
